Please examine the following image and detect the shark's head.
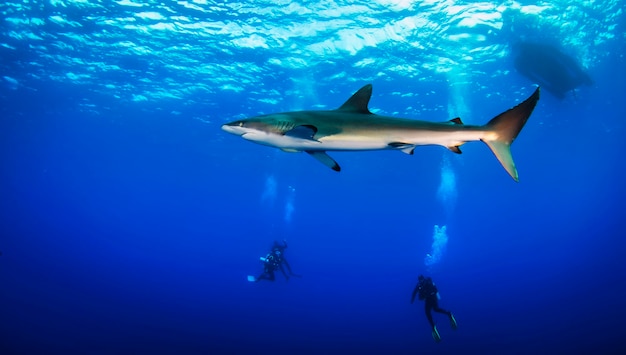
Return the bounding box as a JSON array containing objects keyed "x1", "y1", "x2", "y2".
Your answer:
[
  {"x1": 222, "y1": 120, "x2": 250, "y2": 136},
  {"x1": 222, "y1": 115, "x2": 301, "y2": 146},
  {"x1": 221, "y1": 118, "x2": 267, "y2": 139},
  {"x1": 222, "y1": 114, "x2": 299, "y2": 135}
]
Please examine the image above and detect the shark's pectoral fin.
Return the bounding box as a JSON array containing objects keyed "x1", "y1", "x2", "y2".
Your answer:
[
  {"x1": 388, "y1": 142, "x2": 416, "y2": 155},
  {"x1": 285, "y1": 125, "x2": 319, "y2": 141},
  {"x1": 447, "y1": 146, "x2": 462, "y2": 154},
  {"x1": 306, "y1": 151, "x2": 340, "y2": 172}
]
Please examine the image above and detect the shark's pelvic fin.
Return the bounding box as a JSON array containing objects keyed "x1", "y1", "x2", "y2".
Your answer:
[
  {"x1": 285, "y1": 125, "x2": 319, "y2": 141},
  {"x1": 482, "y1": 87, "x2": 540, "y2": 182},
  {"x1": 306, "y1": 151, "x2": 341, "y2": 171},
  {"x1": 448, "y1": 146, "x2": 462, "y2": 154},
  {"x1": 337, "y1": 84, "x2": 373, "y2": 114},
  {"x1": 388, "y1": 142, "x2": 416, "y2": 155}
]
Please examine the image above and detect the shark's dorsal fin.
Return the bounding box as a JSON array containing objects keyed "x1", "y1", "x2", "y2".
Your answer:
[
  {"x1": 284, "y1": 125, "x2": 319, "y2": 141},
  {"x1": 337, "y1": 84, "x2": 373, "y2": 114}
]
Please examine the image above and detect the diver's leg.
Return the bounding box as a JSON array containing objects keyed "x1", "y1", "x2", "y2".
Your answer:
[
  {"x1": 279, "y1": 264, "x2": 289, "y2": 280},
  {"x1": 432, "y1": 298, "x2": 451, "y2": 316},
  {"x1": 425, "y1": 299, "x2": 441, "y2": 342},
  {"x1": 433, "y1": 305, "x2": 451, "y2": 316},
  {"x1": 432, "y1": 299, "x2": 457, "y2": 329},
  {"x1": 283, "y1": 259, "x2": 294, "y2": 274},
  {"x1": 256, "y1": 270, "x2": 275, "y2": 282},
  {"x1": 424, "y1": 301, "x2": 435, "y2": 328},
  {"x1": 283, "y1": 259, "x2": 301, "y2": 277}
]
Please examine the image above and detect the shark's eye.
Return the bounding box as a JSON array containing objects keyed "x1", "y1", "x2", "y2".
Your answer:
[{"x1": 238, "y1": 122, "x2": 244, "y2": 127}]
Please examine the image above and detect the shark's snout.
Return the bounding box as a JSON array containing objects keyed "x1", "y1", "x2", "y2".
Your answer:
[{"x1": 221, "y1": 122, "x2": 244, "y2": 135}]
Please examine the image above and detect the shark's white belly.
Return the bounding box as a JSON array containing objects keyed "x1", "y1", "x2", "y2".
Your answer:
[{"x1": 244, "y1": 128, "x2": 488, "y2": 151}]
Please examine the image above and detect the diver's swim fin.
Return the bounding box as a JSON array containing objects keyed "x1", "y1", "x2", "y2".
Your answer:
[
  {"x1": 432, "y1": 325, "x2": 441, "y2": 343},
  {"x1": 247, "y1": 275, "x2": 256, "y2": 282},
  {"x1": 450, "y1": 313, "x2": 458, "y2": 330}
]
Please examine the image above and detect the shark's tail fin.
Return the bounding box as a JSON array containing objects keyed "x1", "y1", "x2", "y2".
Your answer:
[{"x1": 481, "y1": 87, "x2": 540, "y2": 182}]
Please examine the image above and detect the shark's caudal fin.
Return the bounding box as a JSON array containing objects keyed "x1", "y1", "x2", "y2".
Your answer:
[{"x1": 482, "y1": 87, "x2": 540, "y2": 182}]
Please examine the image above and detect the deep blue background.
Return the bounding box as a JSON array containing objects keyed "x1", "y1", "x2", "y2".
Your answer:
[{"x1": 2, "y1": 3, "x2": 626, "y2": 354}]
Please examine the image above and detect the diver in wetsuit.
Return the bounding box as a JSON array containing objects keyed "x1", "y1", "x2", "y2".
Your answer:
[
  {"x1": 249, "y1": 240, "x2": 300, "y2": 282},
  {"x1": 269, "y1": 240, "x2": 301, "y2": 280},
  {"x1": 411, "y1": 275, "x2": 457, "y2": 342},
  {"x1": 254, "y1": 250, "x2": 280, "y2": 282}
]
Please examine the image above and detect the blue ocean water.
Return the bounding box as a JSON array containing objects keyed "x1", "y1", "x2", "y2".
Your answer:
[{"x1": 1, "y1": 1, "x2": 625, "y2": 354}]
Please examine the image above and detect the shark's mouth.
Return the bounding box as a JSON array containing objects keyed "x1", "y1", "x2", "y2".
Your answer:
[{"x1": 242, "y1": 132, "x2": 264, "y2": 141}]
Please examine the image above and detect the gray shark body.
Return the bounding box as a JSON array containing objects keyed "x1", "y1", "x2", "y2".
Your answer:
[{"x1": 222, "y1": 84, "x2": 540, "y2": 181}]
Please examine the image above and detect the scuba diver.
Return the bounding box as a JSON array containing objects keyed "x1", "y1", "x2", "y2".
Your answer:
[
  {"x1": 248, "y1": 240, "x2": 300, "y2": 282},
  {"x1": 411, "y1": 275, "x2": 457, "y2": 342}
]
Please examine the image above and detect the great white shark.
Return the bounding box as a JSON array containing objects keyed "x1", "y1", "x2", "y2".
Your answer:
[{"x1": 222, "y1": 84, "x2": 540, "y2": 181}]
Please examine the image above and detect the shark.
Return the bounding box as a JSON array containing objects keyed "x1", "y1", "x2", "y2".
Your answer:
[{"x1": 222, "y1": 84, "x2": 540, "y2": 181}]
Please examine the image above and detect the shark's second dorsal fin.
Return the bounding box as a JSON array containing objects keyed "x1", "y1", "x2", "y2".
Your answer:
[{"x1": 337, "y1": 84, "x2": 373, "y2": 114}]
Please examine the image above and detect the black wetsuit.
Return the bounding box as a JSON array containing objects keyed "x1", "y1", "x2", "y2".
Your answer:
[
  {"x1": 411, "y1": 276, "x2": 452, "y2": 328},
  {"x1": 271, "y1": 241, "x2": 301, "y2": 279},
  {"x1": 255, "y1": 241, "x2": 301, "y2": 282},
  {"x1": 255, "y1": 252, "x2": 280, "y2": 282}
]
